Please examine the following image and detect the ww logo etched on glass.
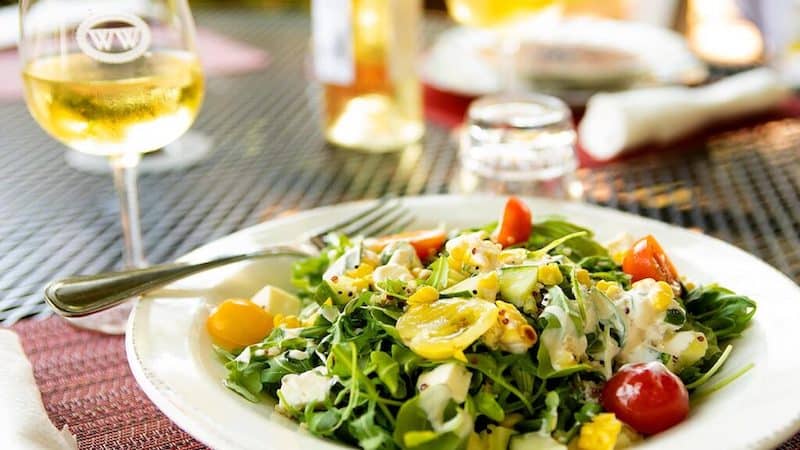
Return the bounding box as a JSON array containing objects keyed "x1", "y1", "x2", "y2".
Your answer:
[{"x1": 76, "y1": 13, "x2": 151, "y2": 64}]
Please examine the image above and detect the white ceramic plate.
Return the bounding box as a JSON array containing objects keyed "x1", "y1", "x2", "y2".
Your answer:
[
  {"x1": 422, "y1": 17, "x2": 708, "y2": 103},
  {"x1": 127, "y1": 195, "x2": 800, "y2": 450}
]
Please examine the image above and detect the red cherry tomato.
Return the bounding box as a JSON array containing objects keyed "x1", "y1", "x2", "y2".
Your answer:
[
  {"x1": 622, "y1": 235, "x2": 679, "y2": 284},
  {"x1": 368, "y1": 229, "x2": 447, "y2": 261},
  {"x1": 492, "y1": 197, "x2": 532, "y2": 247},
  {"x1": 601, "y1": 361, "x2": 689, "y2": 435}
]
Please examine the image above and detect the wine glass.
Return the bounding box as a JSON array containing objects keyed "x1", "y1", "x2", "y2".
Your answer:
[{"x1": 20, "y1": 0, "x2": 204, "y2": 333}]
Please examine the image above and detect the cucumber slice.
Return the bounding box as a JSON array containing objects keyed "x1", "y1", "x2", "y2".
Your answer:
[
  {"x1": 440, "y1": 271, "x2": 499, "y2": 300},
  {"x1": 441, "y1": 275, "x2": 481, "y2": 298},
  {"x1": 499, "y1": 266, "x2": 538, "y2": 306},
  {"x1": 324, "y1": 277, "x2": 360, "y2": 304}
]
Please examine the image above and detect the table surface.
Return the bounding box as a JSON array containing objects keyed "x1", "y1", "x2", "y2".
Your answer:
[{"x1": 4, "y1": 8, "x2": 800, "y2": 450}]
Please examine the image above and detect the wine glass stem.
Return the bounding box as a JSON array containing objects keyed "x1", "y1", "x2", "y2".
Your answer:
[{"x1": 110, "y1": 153, "x2": 146, "y2": 269}]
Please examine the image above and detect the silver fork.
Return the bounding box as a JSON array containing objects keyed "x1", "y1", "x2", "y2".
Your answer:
[{"x1": 44, "y1": 198, "x2": 414, "y2": 318}]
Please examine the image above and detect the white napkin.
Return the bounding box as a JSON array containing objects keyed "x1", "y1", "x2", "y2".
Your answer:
[
  {"x1": 578, "y1": 68, "x2": 791, "y2": 161},
  {"x1": 0, "y1": 329, "x2": 77, "y2": 450}
]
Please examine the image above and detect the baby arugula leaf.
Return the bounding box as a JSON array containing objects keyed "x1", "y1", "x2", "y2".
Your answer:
[
  {"x1": 421, "y1": 255, "x2": 448, "y2": 290},
  {"x1": 348, "y1": 407, "x2": 395, "y2": 450},
  {"x1": 684, "y1": 284, "x2": 756, "y2": 342},
  {"x1": 371, "y1": 351, "x2": 401, "y2": 398},
  {"x1": 474, "y1": 391, "x2": 505, "y2": 422},
  {"x1": 527, "y1": 220, "x2": 609, "y2": 261}
]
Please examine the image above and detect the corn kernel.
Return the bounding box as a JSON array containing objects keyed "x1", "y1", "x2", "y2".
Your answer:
[
  {"x1": 651, "y1": 281, "x2": 674, "y2": 311},
  {"x1": 346, "y1": 262, "x2": 374, "y2": 278},
  {"x1": 596, "y1": 280, "x2": 622, "y2": 299},
  {"x1": 475, "y1": 271, "x2": 500, "y2": 299},
  {"x1": 408, "y1": 286, "x2": 440, "y2": 305},
  {"x1": 499, "y1": 248, "x2": 528, "y2": 265},
  {"x1": 554, "y1": 349, "x2": 577, "y2": 368},
  {"x1": 578, "y1": 413, "x2": 622, "y2": 450},
  {"x1": 538, "y1": 263, "x2": 563, "y2": 286},
  {"x1": 477, "y1": 271, "x2": 499, "y2": 291},
  {"x1": 273, "y1": 314, "x2": 301, "y2": 328},
  {"x1": 611, "y1": 251, "x2": 627, "y2": 265},
  {"x1": 449, "y1": 245, "x2": 467, "y2": 265},
  {"x1": 575, "y1": 269, "x2": 591, "y2": 286},
  {"x1": 351, "y1": 276, "x2": 372, "y2": 290}
]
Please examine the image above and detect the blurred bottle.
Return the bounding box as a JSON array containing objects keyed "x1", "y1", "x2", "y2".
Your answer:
[{"x1": 311, "y1": 0, "x2": 424, "y2": 152}]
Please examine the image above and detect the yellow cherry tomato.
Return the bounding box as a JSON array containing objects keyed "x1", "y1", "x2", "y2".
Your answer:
[{"x1": 206, "y1": 299, "x2": 273, "y2": 350}]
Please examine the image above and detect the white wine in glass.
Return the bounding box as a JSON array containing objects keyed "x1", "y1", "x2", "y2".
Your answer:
[
  {"x1": 446, "y1": 0, "x2": 556, "y2": 28},
  {"x1": 20, "y1": 0, "x2": 204, "y2": 333}
]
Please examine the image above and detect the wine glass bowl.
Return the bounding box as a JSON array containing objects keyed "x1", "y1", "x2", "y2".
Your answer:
[{"x1": 19, "y1": 0, "x2": 204, "y2": 333}]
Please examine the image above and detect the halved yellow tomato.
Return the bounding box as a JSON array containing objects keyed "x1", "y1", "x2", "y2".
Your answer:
[{"x1": 396, "y1": 298, "x2": 498, "y2": 360}]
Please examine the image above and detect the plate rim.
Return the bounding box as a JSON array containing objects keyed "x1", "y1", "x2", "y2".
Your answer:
[
  {"x1": 126, "y1": 194, "x2": 800, "y2": 450},
  {"x1": 421, "y1": 21, "x2": 709, "y2": 102}
]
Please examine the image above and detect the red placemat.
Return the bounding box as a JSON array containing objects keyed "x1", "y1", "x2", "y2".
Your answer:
[
  {"x1": 9, "y1": 315, "x2": 800, "y2": 449},
  {"x1": 12, "y1": 317, "x2": 208, "y2": 450}
]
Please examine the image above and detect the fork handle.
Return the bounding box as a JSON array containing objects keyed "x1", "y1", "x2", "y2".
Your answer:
[{"x1": 44, "y1": 245, "x2": 310, "y2": 318}]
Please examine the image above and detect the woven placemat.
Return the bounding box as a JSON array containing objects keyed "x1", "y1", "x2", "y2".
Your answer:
[
  {"x1": 12, "y1": 317, "x2": 208, "y2": 450},
  {"x1": 10, "y1": 315, "x2": 799, "y2": 449}
]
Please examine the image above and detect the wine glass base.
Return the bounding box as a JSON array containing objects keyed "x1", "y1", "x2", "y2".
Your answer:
[
  {"x1": 65, "y1": 131, "x2": 213, "y2": 175},
  {"x1": 65, "y1": 301, "x2": 135, "y2": 335}
]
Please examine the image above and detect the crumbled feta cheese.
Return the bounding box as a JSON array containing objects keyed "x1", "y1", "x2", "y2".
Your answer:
[
  {"x1": 446, "y1": 232, "x2": 502, "y2": 273},
  {"x1": 287, "y1": 349, "x2": 309, "y2": 360},
  {"x1": 251, "y1": 285, "x2": 301, "y2": 316},
  {"x1": 278, "y1": 368, "x2": 334, "y2": 410},
  {"x1": 415, "y1": 268, "x2": 432, "y2": 279},
  {"x1": 372, "y1": 264, "x2": 414, "y2": 284},
  {"x1": 385, "y1": 242, "x2": 422, "y2": 269},
  {"x1": 283, "y1": 328, "x2": 303, "y2": 339},
  {"x1": 416, "y1": 363, "x2": 472, "y2": 403},
  {"x1": 235, "y1": 347, "x2": 252, "y2": 364},
  {"x1": 361, "y1": 249, "x2": 381, "y2": 267}
]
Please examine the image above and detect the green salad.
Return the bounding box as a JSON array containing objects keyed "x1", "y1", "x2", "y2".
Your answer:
[{"x1": 209, "y1": 197, "x2": 756, "y2": 450}]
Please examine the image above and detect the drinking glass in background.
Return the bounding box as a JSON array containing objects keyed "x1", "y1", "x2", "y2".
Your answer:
[
  {"x1": 20, "y1": 0, "x2": 204, "y2": 333},
  {"x1": 444, "y1": 0, "x2": 581, "y2": 198},
  {"x1": 455, "y1": 93, "x2": 581, "y2": 199}
]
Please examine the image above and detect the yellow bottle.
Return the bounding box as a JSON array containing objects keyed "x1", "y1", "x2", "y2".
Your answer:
[{"x1": 312, "y1": 0, "x2": 424, "y2": 152}]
